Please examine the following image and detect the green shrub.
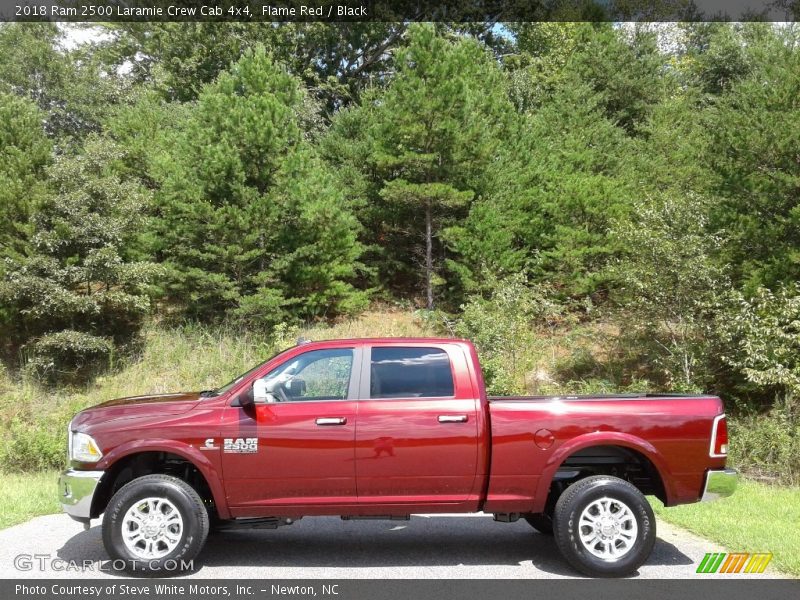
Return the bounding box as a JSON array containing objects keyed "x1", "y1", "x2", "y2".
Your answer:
[
  {"x1": 23, "y1": 330, "x2": 113, "y2": 386},
  {"x1": 455, "y1": 273, "x2": 565, "y2": 395},
  {"x1": 1, "y1": 418, "x2": 66, "y2": 472},
  {"x1": 719, "y1": 285, "x2": 800, "y2": 414},
  {"x1": 729, "y1": 410, "x2": 800, "y2": 485}
]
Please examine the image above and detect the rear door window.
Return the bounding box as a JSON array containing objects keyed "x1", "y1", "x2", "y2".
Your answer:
[{"x1": 369, "y1": 347, "x2": 454, "y2": 399}]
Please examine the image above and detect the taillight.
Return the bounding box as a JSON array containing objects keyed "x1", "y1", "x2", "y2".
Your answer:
[{"x1": 710, "y1": 414, "x2": 728, "y2": 457}]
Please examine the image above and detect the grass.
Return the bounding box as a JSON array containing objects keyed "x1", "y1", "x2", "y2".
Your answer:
[
  {"x1": 0, "y1": 471, "x2": 60, "y2": 529},
  {"x1": 651, "y1": 479, "x2": 800, "y2": 576}
]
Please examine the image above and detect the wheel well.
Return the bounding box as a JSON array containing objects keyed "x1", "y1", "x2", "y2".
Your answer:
[
  {"x1": 90, "y1": 452, "x2": 216, "y2": 519},
  {"x1": 540, "y1": 445, "x2": 667, "y2": 513}
]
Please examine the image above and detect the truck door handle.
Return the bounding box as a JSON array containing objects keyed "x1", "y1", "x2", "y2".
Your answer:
[
  {"x1": 438, "y1": 414, "x2": 468, "y2": 423},
  {"x1": 316, "y1": 417, "x2": 347, "y2": 426}
]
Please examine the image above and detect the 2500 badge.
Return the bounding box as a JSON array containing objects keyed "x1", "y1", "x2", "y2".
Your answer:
[
  {"x1": 199, "y1": 437, "x2": 257, "y2": 453},
  {"x1": 223, "y1": 437, "x2": 257, "y2": 453}
]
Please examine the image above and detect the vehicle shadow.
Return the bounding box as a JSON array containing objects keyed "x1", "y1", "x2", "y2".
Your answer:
[{"x1": 57, "y1": 516, "x2": 694, "y2": 578}]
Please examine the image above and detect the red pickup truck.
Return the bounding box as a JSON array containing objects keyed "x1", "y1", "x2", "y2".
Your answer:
[{"x1": 59, "y1": 337, "x2": 736, "y2": 577}]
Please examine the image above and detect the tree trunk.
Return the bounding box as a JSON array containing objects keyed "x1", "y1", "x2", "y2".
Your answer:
[{"x1": 425, "y1": 199, "x2": 434, "y2": 310}]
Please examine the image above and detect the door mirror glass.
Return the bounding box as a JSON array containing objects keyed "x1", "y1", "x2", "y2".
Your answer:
[{"x1": 252, "y1": 378, "x2": 277, "y2": 404}]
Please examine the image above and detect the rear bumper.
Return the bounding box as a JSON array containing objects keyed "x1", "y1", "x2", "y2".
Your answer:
[
  {"x1": 59, "y1": 468, "x2": 104, "y2": 525},
  {"x1": 700, "y1": 468, "x2": 738, "y2": 502}
]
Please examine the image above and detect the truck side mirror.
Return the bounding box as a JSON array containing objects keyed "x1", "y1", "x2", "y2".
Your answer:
[{"x1": 252, "y1": 379, "x2": 277, "y2": 404}]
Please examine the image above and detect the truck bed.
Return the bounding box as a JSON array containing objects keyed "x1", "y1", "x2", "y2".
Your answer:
[
  {"x1": 489, "y1": 393, "x2": 719, "y2": 402},
  {"x1": 482, "y1": 393, "x2": 726, "y2": 513}
]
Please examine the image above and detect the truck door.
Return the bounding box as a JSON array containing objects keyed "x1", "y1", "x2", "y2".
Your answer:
[
  {"x1": 354, "y1": 344, "x2": 480, "y2": 508},
  {"x1": 221, "y1": 346, "x2": 361, "y2": 514}
]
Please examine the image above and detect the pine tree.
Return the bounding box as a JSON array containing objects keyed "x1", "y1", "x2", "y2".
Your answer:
[
  {"x1": 451, "y1": 82, "x2": 634, "y2": 299},
  {"x1": 0, "y1": 136, "x2": 160, "y2": 381},
  {"x1": 326, "y1": 24, "x2": 512, "y2": 308},
  {"x1": 0, "y1": 92, "x2": 51, "y2": 264},
  {"x1": 152, "y1": 46, "x2": 366, "y2": 325},
  {"x1": 702, "y1": 25, "x2": 800, "y2": 290}
]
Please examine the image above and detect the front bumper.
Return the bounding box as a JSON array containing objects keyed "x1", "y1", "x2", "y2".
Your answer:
[
  {"x1": 59, "y1": 468, "x2": 104, "y2": 526},
  {"x1": 700, "y1": 468, "x2": 738, "y2": 502}
]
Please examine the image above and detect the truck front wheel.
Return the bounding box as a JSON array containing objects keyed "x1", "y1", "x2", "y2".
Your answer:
[
  {"x1": 102, "y1": 474, "x2": 209, "y2": 574},
  {"x1": 552, "y1": 475, "x2": 655, "y2": 577}
]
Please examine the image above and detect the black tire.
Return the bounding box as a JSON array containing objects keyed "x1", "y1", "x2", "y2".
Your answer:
[
  {"x1": 102, "y1": 474, "x2": 209, "y2": 574},
  {"x1": 552, "y1": 475, "x2": 656, "y2": 577},
  {"x1": 524, "y1": 513, "x2": 554, "y2": 535}
]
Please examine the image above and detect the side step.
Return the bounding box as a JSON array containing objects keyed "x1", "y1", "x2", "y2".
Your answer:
[
  {"x1": 493, "y1": 513, "x2": 521, "y2": 522},
  {"x1": 215, "y1": 517, "x2": 300, "y2": 530},
  {"x1": 341, "y1": 515, "x2": 410, "y2": 521}
]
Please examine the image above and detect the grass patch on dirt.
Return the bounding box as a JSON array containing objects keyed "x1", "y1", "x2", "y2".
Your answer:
[
  {"x1": 651, "y1": 478, "x2": 800, "y2": 576},
  {"x1": 0, "y1": 471, "x2": 60, "y2": 529}
]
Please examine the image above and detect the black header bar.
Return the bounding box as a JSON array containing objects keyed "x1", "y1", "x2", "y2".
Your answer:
[{"x1": 1, "y1": 0, "x2": 798, "y2": 23}]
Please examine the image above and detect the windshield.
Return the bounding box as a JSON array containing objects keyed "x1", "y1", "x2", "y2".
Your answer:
[{"x1": 204, "y1": 348, "x2": 290, "y2": 397}]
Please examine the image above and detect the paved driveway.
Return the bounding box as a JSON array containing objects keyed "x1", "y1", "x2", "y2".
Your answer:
[{"x1": 0, "y1": 513, "x2": 780, "y2": 579}]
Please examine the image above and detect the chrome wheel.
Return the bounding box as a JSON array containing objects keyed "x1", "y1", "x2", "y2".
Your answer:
[
  {"x1": 121, "y1": 497, "x2": 184, "y2": 559},
  {"x1": 577, "y1": 496, "x2": 638, "y2": 561}
]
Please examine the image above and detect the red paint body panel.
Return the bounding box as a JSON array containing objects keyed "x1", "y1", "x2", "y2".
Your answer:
[
  {"x1": 71, "y1": 338, "x2": 728, "y2": 519},
  {"x1": 221, "y1": 400, "x2": 358, "y2": 513},
  {"x1": 354, "y1": 343, "x2": 483, "y2": 511},
  {"x1": 483, "y1": 396, "x2": 725, "y2": 512}
]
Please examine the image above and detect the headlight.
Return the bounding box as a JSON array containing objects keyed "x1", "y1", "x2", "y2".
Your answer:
[{"x1": 70, "y1": 431, "x2": 103, "y2": 462}]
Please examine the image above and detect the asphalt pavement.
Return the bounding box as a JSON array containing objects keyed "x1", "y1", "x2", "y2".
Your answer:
[{"x1": 0, "y1": 512, "x2": 783, "y2": 579}]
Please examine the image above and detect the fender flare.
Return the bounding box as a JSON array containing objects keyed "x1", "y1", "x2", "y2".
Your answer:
[
  {"x1": 94, "y1": 438, "x2": 231, "y2": 519},
  {"x1": 530, "y1": 431, "x2": 674, "y2": 513}
]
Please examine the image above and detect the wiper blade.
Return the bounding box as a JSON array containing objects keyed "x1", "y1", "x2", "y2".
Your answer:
[{"x1": 199, "y1": 389, "x2": 219, "y2": 398}]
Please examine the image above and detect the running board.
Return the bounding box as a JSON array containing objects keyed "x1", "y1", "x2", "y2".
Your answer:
[
  {"x1": 341, "y1": 515, "x2": 410, "y2": 521},
  {"x1": 216, "y1": 517, "x2": 300, "y2": 530}
]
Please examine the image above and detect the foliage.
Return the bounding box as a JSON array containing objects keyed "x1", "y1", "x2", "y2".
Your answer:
[
  {"x1": 455, "y1": 273, "x2": 564, "y2": 395},
  {"x1": 0, "y1": 23, "x2": 123, "y2": 141},
  {"x1": 452, "y1": 81, "x2": 633, "y2": 298},
  {"x1": 0, "y1": 92, "x2": 51, "y2": 264},
  {"x1": 609, "y1": 194, "x2": 728, "y2": 390},
  {"x1": 0, "y1": 136, "x2": 160, "y2": 382},
  {"x1": 104, "y1": 22, "x2": 407, "y2": 117},
  {"x1": 325, "y1": 24, "x2": 513, "y2": 308},
  {"x1": 728, "y1": 410, "x2": 800, "y2": 483},
  {"x1": 152, "y1": 46, "x2": 367, "y2": 326},
  {"x1": 720, "y1": 286, "x2": 800, "y2": 414},
  {"x1": 565, "y1": 24, "x2": 669, "y2": 135},
  {"x1": 504, "y1": 23, "x2": 583, "y2": 112},
  {"x1": 703, "y1": 25, "x2": 800, "y2": 290}
]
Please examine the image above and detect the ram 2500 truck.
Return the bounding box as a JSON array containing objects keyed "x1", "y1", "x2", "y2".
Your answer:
[{"x1": 59, "y1": 338, "x2": 736, "y2": 577}]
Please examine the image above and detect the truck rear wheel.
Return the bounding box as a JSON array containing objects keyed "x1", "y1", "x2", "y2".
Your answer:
[
  {"x1": 552, "y1": 475, "x2": 655, "y2": 577},
  {"x1": 102, "y1": 474, "x2": 209, "y2": 574}
]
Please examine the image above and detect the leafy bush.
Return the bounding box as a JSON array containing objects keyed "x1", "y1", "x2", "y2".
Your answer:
[
  {"x1": 0, "y1": 136, "x2": 161, "y2": 384},
  {"x1": 455, "y1": 273, "x2": 564, "y2": 395},
  {"x1": 608, "y1": 193, "x2": 727, "y2": 391},
  {"x1": 719, "y1": 285, "x2": 800, "y2": 414},
  {"x1": 711, "y1": 285, "x2": 800, "y2": 483},
  {"x1": 23, "y1": 330, "x2": 113, "y2": 385},
  {"x1": 729, "y1": 411, "x2": 800, "y2": 484}
]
